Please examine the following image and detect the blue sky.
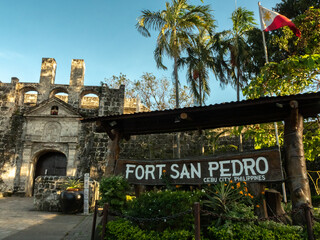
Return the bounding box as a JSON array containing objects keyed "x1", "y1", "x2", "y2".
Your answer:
[{"x1": 0, "y1": 0, "x2": 281, "y2": 105}]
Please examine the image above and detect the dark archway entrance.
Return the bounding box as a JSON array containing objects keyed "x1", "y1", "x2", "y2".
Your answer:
[{"x1": 35, "y1": 152, "x2": 67, "y2": 178}]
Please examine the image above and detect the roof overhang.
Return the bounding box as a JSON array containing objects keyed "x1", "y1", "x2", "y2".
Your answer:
[{"x1": 81, "y1": 92, "x2": 320, "y2": 138}]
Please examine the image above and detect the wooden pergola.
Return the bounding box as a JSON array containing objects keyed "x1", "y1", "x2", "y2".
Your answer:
[{"x1": 82, "y1": 92, "x2": 320, "y2": 224}]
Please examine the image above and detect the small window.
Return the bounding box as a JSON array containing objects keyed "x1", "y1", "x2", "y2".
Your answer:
[{"x1": 51, "y1": 106, "x2": 59, "y2": 115}]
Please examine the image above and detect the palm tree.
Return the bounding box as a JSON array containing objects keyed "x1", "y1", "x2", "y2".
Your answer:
[
  {"x1": 178, "y1": 31, "x2": 214, "y2": 106},
  {"x1": 136, "y1": 0, "x2": 214, "y2": 108},
  {"x1": 211, "y1": 7, "x2": 255, "y2": 152},
  {"x1": 221, "y1": 7, "x2": 256, "y2": 101}
]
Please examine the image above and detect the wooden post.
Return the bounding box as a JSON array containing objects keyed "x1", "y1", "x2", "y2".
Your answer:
[
  {"x1": 194, "y1": 202, "x2": 201, "y2": 240},
  {"x1": 265, "y1": 189, "x2": 291, "y2": 224},
  {"x1": 101, "y1": 203, "x2": 109, "y2": 240},
  {"x1": 105, "y1": 129, "x2": 121, "y2": 176},
  {"x1": 248, "y1": 183, "x2": 268, "y2": 219},
  {"x1": 91, "y1": 200, "x2": 98, "y2": 240},
  {"x1": 284, "y1": 100, "x2": 312, "y2": 225},
  {"x1": 304, "y1": 204, "x2": 314, "y2": 240}
]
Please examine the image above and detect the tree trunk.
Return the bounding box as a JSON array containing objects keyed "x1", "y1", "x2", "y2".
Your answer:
[
  {"x1": 105, "y1": 129, "x2": 121, "y2": 176},
  {"x1": 173, "y1": 56, "x2": 181, "y2": 158},
  {"x1": 284, "y1": 100, "x2": 312, "y2": 225},
  {"x1": 174, "y1": 57, "x2": 179, "y2": 109},
  {"x1": 236, "y1": 67, "x2": 240, "y2": 102},
  {"x1": 199, "y1": 74, "x2": 202, "y2": 107},
  {"x1": 236, "y1": 67, "x2": 243, "y2": 152}
]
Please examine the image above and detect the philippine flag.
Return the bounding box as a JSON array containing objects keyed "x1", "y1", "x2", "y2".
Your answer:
[{"x1": 259, "y1": 4, "x2": 301, "y2": 38}]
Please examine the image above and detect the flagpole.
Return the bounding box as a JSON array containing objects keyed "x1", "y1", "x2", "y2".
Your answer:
[
  {"x1": 258, "y1": 2, "x2": 269, "y2": 63},
  {"x1": 258, "y1": 2, "x2": 287, "y2": 204}
]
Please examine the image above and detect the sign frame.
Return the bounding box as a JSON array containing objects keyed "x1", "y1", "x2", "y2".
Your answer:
[{"x1": 115, "y1": 148, "x2": 283, "y2": 185}]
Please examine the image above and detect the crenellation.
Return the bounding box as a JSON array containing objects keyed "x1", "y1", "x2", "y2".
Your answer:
[
  {"x1": 39, "y1": 58, "x2": 57, "y2": 85},
  {"x1": 69, "y1": 59, "x2": 85, "y2": 86}
]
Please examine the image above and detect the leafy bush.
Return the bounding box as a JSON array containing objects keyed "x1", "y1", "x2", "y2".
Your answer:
[
  {"x1": 105, "y1": 218, "x2": 193, "y2": 240},
  {"x1": 203, "y1": 181, "x2": 254, "y2": 214},
  {"x1": 62, "y1": 178, "x2": 83, "y2": 190},
  {"x1": 312, "y1": 195, "x2": 320, "y2": 207},
  {"x1": 313, "y1": 221, "x2": 320, "y2": 239},
  {"x1": 99, "y1": 175, "x2": 130, "y2": 212},
  {"x1": 207, "y1": 221, "x2": 305, "y2": 240},
  {"x1": 125, "y1": 189, "x2": 203, "y2": 231}
]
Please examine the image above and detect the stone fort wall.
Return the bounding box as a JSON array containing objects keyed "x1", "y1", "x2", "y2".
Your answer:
[{"x1": 0, "y1": 58, "x2": 124, "y2": 196}]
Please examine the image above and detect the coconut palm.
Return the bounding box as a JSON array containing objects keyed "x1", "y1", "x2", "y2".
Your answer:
[
  {"x1": 136, "y1": 0, "x2": 214, "y2": 108},
  {"x1": 178, "y1": 31, "x2": 214, "y2": 106},
  {"x1": 220, "y1": 7, "x2": 256, "y2": 101}
]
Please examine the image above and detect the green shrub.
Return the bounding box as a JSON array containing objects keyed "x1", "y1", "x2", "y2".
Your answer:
[
  {"x1": 313, "y1": 221, "x2": 320, "y2": 239},
  {"x1": 203, "y1": 182, "x2": 254, "y2": 215},
  {"x1": 207, "y1": 221, "x2": 306, "y2": 240},
  {"x1": 125, "y1": 189, "x2": 203, "y2": 231},
  {"x1": 99, "y1": 175, "x2": 130, "y2": 212},
  {"x1": 105, "y1": 219, "x2": 193, "y2": 240},
  {"x1": 312, "y1": 195, "x2": 320, "y2": 207}
]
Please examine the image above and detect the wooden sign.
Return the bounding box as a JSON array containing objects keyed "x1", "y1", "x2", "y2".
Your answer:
[{"x1": 115, "y1": 149, "x2": 283, "y2": 185}]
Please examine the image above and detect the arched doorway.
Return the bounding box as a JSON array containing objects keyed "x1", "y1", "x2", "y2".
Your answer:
[{"x1": 35, "y1": 152, "x2": 67, "y2": 178}]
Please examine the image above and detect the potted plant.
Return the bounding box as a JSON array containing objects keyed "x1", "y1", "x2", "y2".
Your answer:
[{"x1": 60, "y1": 179, "x2": 84, "y2": 214}]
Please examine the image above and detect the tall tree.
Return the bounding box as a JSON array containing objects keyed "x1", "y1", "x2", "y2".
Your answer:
[
  {"x1": 274, "y1": 0, "x2": 320, "y2": 19},
  {"x1": 178, "y1": 31, "x2": 214, "y2": 106},
  {"x1": 225, "y1": 7, "x2": 256, "y2": 101},
  {"x1": 105, "y1": 73, "x2": 193, "y2": 111},
  {"x1": 136, "y1": 0, "x2": 214, "y2": 108}
]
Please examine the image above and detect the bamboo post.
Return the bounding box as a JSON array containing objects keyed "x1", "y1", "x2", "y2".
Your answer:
[
  {"x1": 284, "y1": 100, "x2": 312, "y2": 225},
  {"x1": 101, "y1": 203, "x2": 109, "y2": 240},
  {"x1": 91, "y1": 200, "x2": 98, "y2": 240},
  {"x1": 194, "y1": 202, "x2": 201, "y2": 240},
  {"x1": 304, "y1": 204, "x2": 314, "y2": 240}
]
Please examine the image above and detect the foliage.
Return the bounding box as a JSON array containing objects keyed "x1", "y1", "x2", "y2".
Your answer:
[
  {"x1": 312, "y1": 196, "x2": 320, "y2": 207},
  {"x1": 313, "y1": 221, "x2": 320, "y2": 239},
  {"x1": 133, "y1": 73, "x2": 193, "y2": 110},
  {"x1": 294, "y1": 7, "x2": 320, "y2": 55},
  {"x1": 204, "y1": 129, "x2": 237, "y2": 154},
  {"x1": 136, "y1": 0, "x2": 215, "y2": 108},
  {"x1": 103, "y1": 73, "x2": 136, "y2": 99},
  {"x1": 215, "y1": 7, "x2": 256, "y2": 101},
  {"x1": 105, "y1": 218, "x2": 193, "y2": 240},
  {"x1": 178, "y1": 30, "x2": 214, "y2": 106},
  {"x1": 203, "y1": 181, "x2": 254, "y2": 215},
  {"x1": 125, "y1": 189, "x2": 203, "y2": 231},
  {"x1": 62, "y1": 179, "x2": 83, "y2": 190},
  {"x1": 304, "y1": 120, "x2": 320, "y2": 161},
  {"x1": 242, "y1": 123, "x2": 283, "y2": 150},
  {"x1": 207, "y1": 221, "x2": 305, "y2": 240},
  {"x1": 273, "y1": 0, "x2": 320, "y2": 19},
  {"x1": 244, "y1": 54, "x2": 320, "y2": 99},
  {"x1": 104, "y1": 72, "x2": 193, "y2": 110},
  {"x1": 99, "y1": 175, "x2": 130, "y2": 212}
]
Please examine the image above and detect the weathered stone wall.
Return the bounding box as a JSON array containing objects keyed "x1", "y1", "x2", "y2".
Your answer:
[
  {"x1": 119, "y1": 129, "x2": 254, "y2": 160},
  {"x1": 0, "y1": 81, "x2": 25, "y2": 193},
  {"x1": 0, "y1": 58, "x2": 124, "y2": 196},
  {"x1": 76, "y1": 122, "x2": 109, "y2": 180},
  {"x1": 33, "y1": 176, "x2": 99, "y2": 212}
]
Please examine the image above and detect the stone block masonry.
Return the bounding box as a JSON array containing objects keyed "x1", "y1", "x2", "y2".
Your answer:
[
  {"x1": 0, "y1": 58, "x2": 124, "y2": 197},
  {"x1": 33, "y1": 176, "x2": 99, "y2": 212}
]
